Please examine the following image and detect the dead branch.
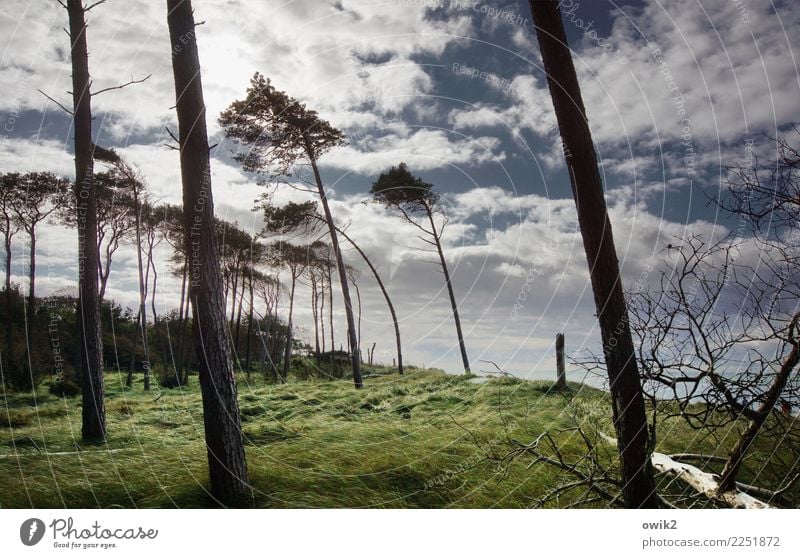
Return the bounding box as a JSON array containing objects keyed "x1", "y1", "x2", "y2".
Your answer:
[
  {"x1": 92, "y1": 74, "x2": 152, "y2": 97},
  {"x1": 37, "y1": 89, "x2": 73, "y2": 115}
]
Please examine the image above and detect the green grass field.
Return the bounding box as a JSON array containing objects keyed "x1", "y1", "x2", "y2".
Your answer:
[{"x1": 0, "y1": 367, "x2": 792, "y2": 508}]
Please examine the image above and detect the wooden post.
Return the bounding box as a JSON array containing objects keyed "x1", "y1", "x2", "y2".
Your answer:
[{"x1": 555, "y1": 332, "x2": 566, "y2": 389}]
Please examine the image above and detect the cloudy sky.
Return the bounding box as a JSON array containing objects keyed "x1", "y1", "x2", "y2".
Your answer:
[{"x1": 1, "y1": 0, "x2": 798, "y2": 378}]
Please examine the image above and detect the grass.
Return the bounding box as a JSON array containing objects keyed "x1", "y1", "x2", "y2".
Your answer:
[{"x1": 0, "y1": 366, "x2": 794, "y2": 508}]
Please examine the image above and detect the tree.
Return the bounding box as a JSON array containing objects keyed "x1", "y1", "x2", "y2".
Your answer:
[
  {"x1": 262, "y1": 200, "x2": 405, "y2": 373},
  {"x1": 527, "y1": 0, "x2": 658, "y2": 507},
  {"x1": 616, "y1": 235, "x2": 799, "y2": 506},
  {"x1": 9, "y1": 173, "x2": 69, "y2": 308},
  {"x1": 67, "y1": 0, "x2": 105, "y2": 441},
  {"x1": 57, "y1": 167, "x2": 137, "y2": 302},
  {"x1": 0, "y1": 174, "x2": 20, "y2": 294},
  {"x1": 267, "y1": 241, "x2": 308, "y2": 382},
  {"x1": 220, "y1": 73, "x2": 363, "y2": 388},
  {"x1": 719, "y1": 126, "x2": 800, "y2": 237},
  {"x1": 166, "y1": 0, "x2": 250, "y2": 504},
  {"x1": 131, "y1": 174, "x2": 153, "y2": 391},
  {"x1": 0, "y1": 173, "x2": 21, "y2": 369},
  {"x1": 253, "y1": 271, "x2": 281, "y2": 381},
  {"x1": 371, "y1": 163, "x2": 469, "y2": 374}
]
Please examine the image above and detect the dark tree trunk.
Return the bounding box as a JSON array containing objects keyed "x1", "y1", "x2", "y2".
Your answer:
[
  {"x1": 307, "y1": 155, "x2": 363, "y2": 388},
  {"x1": 167, "y1": 0, "x2": 250, "y2": 505},
  {"x1": 426, "y1": 207, "x2": 470, "y2": 374},
  {"x1": 334, "y1": 227, "x2": 404, "y2": 374},
  {"x1": 27, "y1": 231, "x2": 35, "y2": 308},
  {"x1": 352, "y1": 276, "x2": 362, "y2": 363},
  {"x1": 3, "y1": 226, "x2": 11, "y2": 293},
  {"x1": 528, "y1": 0, "x2": 658, "y2": 508},
  {"x1": 3, "y1": 225, "x2": 12, "y2": 367},
  {"x1": 68, "y1": 0, "x2": 105, "y2": 441}
]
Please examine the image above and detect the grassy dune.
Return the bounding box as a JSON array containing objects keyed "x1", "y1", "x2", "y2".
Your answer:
[{"x1": 0, "y1": 367, "x2": 792, "y2": 508}]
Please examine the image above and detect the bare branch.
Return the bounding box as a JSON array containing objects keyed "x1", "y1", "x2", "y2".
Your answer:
[
  {"x1": 37, "y1": 89, "x2": 73, "y2": 115},
  {"x1": 92, "y1": 74, "x2": 151, "y2": 97},
  {"x1": 83, "y1": 0, "x2": 107, "y2": 12}
]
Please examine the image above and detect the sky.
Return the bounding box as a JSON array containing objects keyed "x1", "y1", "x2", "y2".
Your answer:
[{"x1": 0, "y1": 0, "x2": 798, "y2": 378}]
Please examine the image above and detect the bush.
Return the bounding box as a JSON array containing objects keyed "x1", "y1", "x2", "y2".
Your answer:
[{"x1": 49, "y1": 378, "x2": 80, "y2": 398}]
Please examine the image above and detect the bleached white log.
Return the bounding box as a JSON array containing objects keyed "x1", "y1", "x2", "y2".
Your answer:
[{"x1": 651, "y1": 452, "x2": 771, "y2": 509}]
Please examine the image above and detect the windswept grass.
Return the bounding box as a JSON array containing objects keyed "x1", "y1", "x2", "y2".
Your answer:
[{"x1": 0, "y1": 367, "x2": 794, "y2": 508}]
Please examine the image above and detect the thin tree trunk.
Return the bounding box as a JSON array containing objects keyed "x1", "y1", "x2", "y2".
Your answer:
[
  {"x1": 353, "y1": 277, "x2": 362, "y2": 363},
  {"x1": 68, "y1": 0, "x2": 104, "y2": 441},
  {"x1": 327, "y1": 263, "x2": 334, "y2": 352},
  {"x1": 245, "y1": 269, "x2": 254, "y2": 372},
  {"x1": 320, "y1": 272, "x2": 326, "y2": 354},
  {"x1": 335, "y1": 226, "x2": 404, "y2": 374},
  {"x1": 134, "y1": 196, "x2": 150, "y2": 391},
  {"x1": 3, "y1": 226, "x2": 12, "y2": 366},
  {"x1": 126, "y1": 309, "x2": 139, "y2": 388},
  {"x1": 3, "y1": 227, "x2": 11, "y2": 293},
  {"x1": 148, "y1": 248, "x2": 162, "y2": 389},
  {"x1": 528, "y1": 0, "x2": 658, "y2": 508},
  {"x1": 229, "y1": 263, "x2": 239, "y2": 325},
  {"x1": 306, "y1": 155, "x2": 362, "y2": 387},
  {"x1": 234, "y1": 276, "x2": 244, "y2": 359},
  {"x1": 282, "y1": 273, "x2": 297, "y2": 383},
  {"x1": 167, "y1": 0, "x2": 250, "y2": 505},
  {"x1": 25, "y1": 230, "x2": 36, "y2": 344},
  {"x1": 311, "y1": 273, "x2": 320, "y2": 361},
  {"x1": 426, "y1": 207, "x2": 470, "y2": 374},
  {"x1": 176, "y1": 257, "x2": 188, "y2": 384}
]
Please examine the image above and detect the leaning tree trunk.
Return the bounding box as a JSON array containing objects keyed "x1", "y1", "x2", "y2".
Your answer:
[
  {"x1": 167, "y1": 0, "x2": 250, "y2": 505},
  {"x1": 334, "y1": 227, "x2": 404, "y2": 374},
  {"x1": 307, "y1": 153, "x2": 363, "y2": 388},
  {"x1": 68, "y1": 0, "x2": 105, "y2": 441},
  {"x1": 528, "y1": 0, "x2": 659, "y2": 508},
  {"x1": 426, "y1": 206, "x2": 471, "y2": 374}
]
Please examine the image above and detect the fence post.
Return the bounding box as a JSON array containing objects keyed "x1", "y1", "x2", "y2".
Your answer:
[{"x1": 556, "y1": 332, "x2": 566, "y2": 388}]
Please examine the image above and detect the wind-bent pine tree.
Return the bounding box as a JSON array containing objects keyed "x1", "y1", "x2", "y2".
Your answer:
[
  {"x1": 9, "y1": 173, "x2": 70, "y2": 310},
  {"x1": 371, "y1": 163, "x2": 470, "y2": 374},
  {"x1": 219, "y1": 74, "x2": 363, "y2": 388},
  {"x1": 528, "y1": 0, "x2": 658, "y2": 508},
  {"x1": 262, "y1": 200, "x2": 405, "y2": 374},
  {"x1": 0, "y1": 174, "x2": 20, "y2": 369},
  {"x1": 266, "y1": 241, "x2": 307, "y2": 382},
  {"x1": 67, "y1": 0, "x2": 105, "y2": 440},
  {"x1": 166, "y1": 0, "x2": 251, "y2": 504}
]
